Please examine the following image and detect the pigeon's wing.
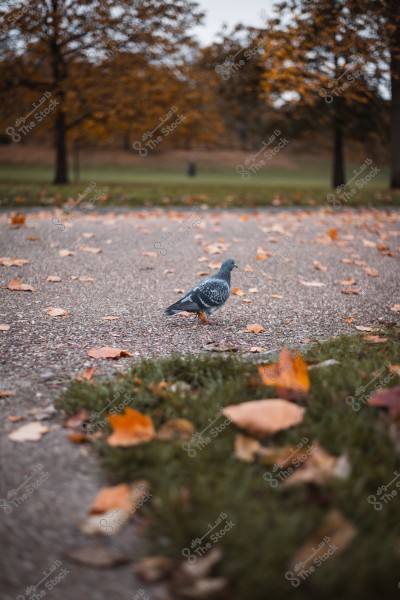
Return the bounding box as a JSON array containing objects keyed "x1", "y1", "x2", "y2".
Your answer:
[{"x1": 189, "y1": 278, "x2": 230, "y2": 310}]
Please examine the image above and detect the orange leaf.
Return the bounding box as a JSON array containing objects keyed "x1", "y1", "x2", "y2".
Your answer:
[
  {"x1": 107, "y1": 407, "x2": 155, "y2": 446},
  {"x1": 246, "y1": 323, "x2": 265, "y2": 333},
  {"x1": 10, "y1": 213, "x2": 26, "y2": 226},
  {"x1": 363, "y1": 335, "x2": 388, "y2": 343},
  {"x1": 88, "y1": 346, "x2": 133, "y2": 359},
  {"x1": 345, "y1": 317, "x2": 354, "y2": 323},
  {"x1": 232, "y1": 287, "x2": 245, "y2": 296},
  {"x1": 340, "y1": 278, "x2": 356, "y2": 286},
  {"x1": 89, "y1": 483, "x2": 134, "y2": 514},
  {"x1": 46, "y1": 307, "x2": 68, "y2": 317},
  {"x1": 328, "y1": 228, "x2": 338, "y2": 240},
  {"x1": 7, "y1": 279, "x2": 35, "y2": 292},
  {"x1": 78, "y1": 367, "x2": 96, "y2": 381},
  {"x1": 46, "y1": 275, "x2": 62, "y2": 283},
  {"x1": 258, "y1": 348, "x2": 310, "y2": 396},
  {"x1": 223, "y1": 399, "x2": 304, "y2": 438}
]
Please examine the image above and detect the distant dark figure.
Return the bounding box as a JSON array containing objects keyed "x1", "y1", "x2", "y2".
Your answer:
[{"x1": 187, "y1": 161, "x2": 197, "y2": 177}]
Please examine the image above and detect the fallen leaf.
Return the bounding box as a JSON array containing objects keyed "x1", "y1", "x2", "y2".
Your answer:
[
  {"x1": 299, "y1": 280, "x2": 325, "y2": 287},
  {"x1": 46, "y1": 307, "x2": 68, "y2": 317},
  {"x1": 177, "y1": 577, "x2": 227, "y2": 598},
  {"x1": 8, "y1": 415, "x2": 24, "y2": 423},
  {"x1": 389, "y1": 365, "x2": 400, "y2": 377},
  {"x1": 232, "y1": 287, "x2": 245, "y2": 296},
  {"x1": 355, "y1": 326, "x2": 379, "y2": 332},
  {"x1": 82, "y1": 232, "x2": 95, "y2": 239},
  {"x1": 365, "y1": 267, "x2": 379, "y2": 277},
  {"x1": 27, "y1": 236, "x2": 39, "y2": 241},
  {"x1": 223, "y1": 399, "x2": 305, "y2": 438},
  {"x1": 248, "y1": 288, "x2": 258, "y2": 294},
  {"x1": 258, "y1": 348, "x2": 310, "y2": 397},
  {"x1": 289, "y1": 510, "x2": 357, "y2": 573},
  {"x1": 79, "y1": 277, "x2": 95, "y2": 282},
  {"x1": 10, "y1": 213, "x2": 26, "y2": 226},
  {"x1": 368, "y1": 386, "x2": 400, "y2": 416},
  {"x1": 249, "y1": 346, "x2": 267, "y2": 353},
  {"x1": 391, "y1": 304, "x2": 400, "y2": 313},
  {"x1": 0, "y1": 257, "x2": 29, "y2": 267},
  {"x1": 234, "y1": 434, "x2": 264, "y2": 462},
  {"x1": 80, "y1": 245, "x2": 102, "y2": 254},
  {"x1": 328, "y1": 229, "x2": 338, "y2": 240},
  {"x1": 313, "y1": 261, "x2": 328, "y2": 271},
  {"x1": 308, "y1": 359, "x2": 340, "y2": 370},
  {"x1": 341, "y1": 289, "x2": 360, "y2": 295},
  {"x1": 173, "y1": 288, "x2": 185, "y2": 294},
  {"x1": 66, "y1": 545, "x2": 129, "y2": 568},
  {"x1": 341, "y1": 278, "x2": 356, "y2": 286},
  {"x1": 345, "y1": 317, "x2": 354, "y2": 323},
  {"x1": 59, "y1": 249, "x2": 75, "y2": 257},
  {"x1": 0, "y1": 390, "x2": 15, "y2": 397},
  {"x1": 77, "y1": 367, "x2": 96, "y2": 381},
  {"x1": 203, "y1": 340, "x2": 238, "y2": 352},
  {"x1": 0, "y1": 324, "x2": 10, "y2": 331},
  {"x1": 141, "y1": 251, "x2": 157, "y2": 257},
  {"x1": 134, "y1": 556, "x2": 174, "y2": 583},
  {"x1": 197, "y1": 271, "x2": 209, "y2": 277},
  {"x1": 363, "y1": 335, "x2": 388, "y2": 343},
  {"x1": 107, "y1": 407, "x2": 155, "y2": 446},
  {"x1": 69, "y1": 432, "x2": 88, "y2": 443},
  {"x1": 88, "y1": 346, "x2": 133, "y2": 359},
  {"x1": 46, "y1": 275, "x2": 62, "y2": 282},
  {"x1": 157, "y1": 419, "x2": 194, "y2": 441},
  {"x1": 90, "y1": 483, "x2": 135, "y2": 514},
  {"x1": 284, "y1": 442, "x2": 350, "y2": 486},
  {"x1": 66, "y1": 410, "x2": 90, "y2": 428},
  {"x1": 102, "y1": 315, "x2": 120, "y2": 321},
  {"x1": 362, "y1": 239, "x2": 376, "y2": 248},
  {"x1": 271, "y1": 294, "x2": 285, "y2": 299},
  {"x1": 246, "y1": 323, "x2": 265, "y2": 334},
  {"x1": 7, "y1": 279, "x2": 35, "y2": 292},
  {"x1": 8, "y1": 422, "x2": 49, "y2": 442},
  {"x1": 242, "y1": 298, "x2": 252, "y2": 303}
]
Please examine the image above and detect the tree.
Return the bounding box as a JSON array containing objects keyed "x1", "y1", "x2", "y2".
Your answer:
[
  {"x1": 261, "y1": 0, "x2": 390, "y2": 188},
  {"x1": 0, "y1": 0, "x2": 203, "y2": 183}
]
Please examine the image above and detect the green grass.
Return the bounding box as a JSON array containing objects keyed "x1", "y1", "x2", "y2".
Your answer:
[
  {"x1": 58, "y1": 328, "x2": 400, "y2": 599},
  {"x1": 1, "y1": 161, "x2": 398, "y2": 209}
]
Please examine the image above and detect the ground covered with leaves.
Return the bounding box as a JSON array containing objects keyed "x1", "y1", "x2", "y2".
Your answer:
[{"x1": 59, "y1": 327, "x2": 400, "y2": 600}]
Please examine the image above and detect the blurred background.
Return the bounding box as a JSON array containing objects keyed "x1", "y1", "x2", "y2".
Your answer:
[{"x1": 0, "y1": 0, "x2": 399, "y2": 206}]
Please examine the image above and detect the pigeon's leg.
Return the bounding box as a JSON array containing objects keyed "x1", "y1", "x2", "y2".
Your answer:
[{"x1": 197, "y1": 311, "x2": 208, "y2": 325}]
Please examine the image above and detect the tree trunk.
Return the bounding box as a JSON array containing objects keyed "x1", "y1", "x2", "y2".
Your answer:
[
  {"x1": 54, "y1": 108, "x2": 68, "y2": 184},
  {"x1": 390, "y1": 2, "x2": 400, "y2": 189},
  {"x1": 73, "y1": 139, "x2": 80, "y2": 183},
  {"x1": 332, "y1": 124, "x2": 345, "y2": 188}
]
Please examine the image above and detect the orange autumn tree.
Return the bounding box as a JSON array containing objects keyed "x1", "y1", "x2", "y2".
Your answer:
[
  {"x1": 0, "y1": 0, "x2": 204, "y2": 183},
  {"x1": 261, "y1": 0, "x2": 389, "y2": 188}
]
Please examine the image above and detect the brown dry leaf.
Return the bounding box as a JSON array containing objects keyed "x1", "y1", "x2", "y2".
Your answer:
[
  {"x1": 10, "y1": 213, "x2": 26, "y2": 226},
  {"x1": 66, "y1": 545, "x2": 129, "y2": 568},
  {"x1": 197, "y1": 271, "x2": 209, "y2": 277},
  {"x1": 203, "y1": 340, "x2": 238, "y2": 352},
  {"x1": 389, "y1": 365, "x2": 400, "y2": 377},
  {"x1": 246, "y1": 323, "x2": 265, "y2": 334},
  {"x1": 341, "y1": 258, "x2": 354, "y2": 265},
  {"x1": 82, "y1": 232, "x2": 95, "y2": 239},
  {"x1": 173, "y1": 288, "x2": 185, "y2": 294},
  {"x1": 69, "y1": 432, "x2": 88, "y2": 444},
  {"x1": 8, "y1": 422, "x2": 49, "y2": 443},
  {"x1": 66, "y1": 410, "x2": 90, "y2": 428},
  {"x1": 363, "y1": 335, "x2": 388, "y2": 343},
  {"x1": 258, "y1": 348, "x2": 310, "y2": 397},
  {"x1": 88, "y1": 346, "x2": 133, "y2": 359},
  {"x1": 107, "y1": 407, "x2": 155, "y2": 447},
  {"x1": 355, "y1": 326, "x2": 379, "y2": 332},
  {"x1": 365, "y1": 267, "x2": 379, "y2": 277},
  {"x1": 232, "y1": 287, "x2": 245, "y2": 296},
  {"x1": 102, "y1": 315, "x2": 120, "y2": 320},
  {"x1": 289, "y1": 510, "x2": 357, "y2": 573},
  {"x1": 242, "y1": 298, "x2": 252, "y2": 303},
  {"x1": 78, "y1": 367, "x2": 96, "y2": 381},
  {"x1": 362, "y1": 239, "x2": 376, "y2": 248},
  {"x1": 313, "y1": 261, "x2": 328, "y2": 271},
  {"x1": 223, "y1": 399, "x2": 305, "y2": 438},
  {"x1": 79, "y1": 277, "x2": 95, "y2": 282},
  {"x1": 284, "y1": 442, "x2": 350, "y2": 486},
  {"x1": 0, "y1": 324, "x2": 10, "y2": 331},
  {"x1": 157, "y1": 419, "x2": 194, "y2": 441},
  {"x1": 345, "y1": 317, "x2": 354, "y2": 323},
  {"x1": 271, "y1": 294, "x2": 285, "y2": 299},
  {"x1": 27, "y1": 236, "x2": 39, "y2": 241},
  {"x1": 0, "y1": 257, "x2": 29, "y2": 267},
  {"x1": 0, "y1": 390, "x2": 15, "y2": 397},
  {"x1": 141, "y1": 251, "x2": 157, "y2": 257},
  {"x1": 203, "y1": 243, "x2": 227, "y2": 255},
  {"x1": 59, "y1": 249, "x2": 75, "y2": 257},
  {"x1": 328, "y1": 229, "x2": 338, "y2": 240},
  {"x1": 234, "y1": 434, "x2": 264, "y2": 462},
  {"x1": 46, "y1": 275, "x2": 62, "y2": 283},
  {"x1": 90, "y1": 483, "x2": 134, "y2": 514},
  {"x1": 391, "y1": 304, "x2": 400, "y2": 313},
  {"x1": 341, "y1": 278, "x2": 356, "y2": 286},
  {"x1": 134, "y1": 556, "x2": 174, "y2": 583},
  {"x1": 80, "y1": 245, "x2": 102, "y2": 254},
  {"x1": 7, "y1": 279, "x2": 35, "y2": 292},
  {"x1": 164, "y1": 268, "x2": 176, "y2": 274},
  {"x1": 46, "y1": 307, "x2": 68, "y2": 317},
  {"x1": 368, "y1": 386, "x2": 400, "y2": 416},
  {"x1": 341, "y1": 289, "x2": 360, "y2": 295},
  {"x1": 249, "y1": 346, "x2": 267, "y2": 353},
  {"x1": 299, "y1": 280, "x2": 325, "y2": 287},
  {"x1": 8, "y1": 415, "x2": 24, "y2": 423},
  {"x1": 248, "y1": 287, "x2": 258, "y2": 294}
]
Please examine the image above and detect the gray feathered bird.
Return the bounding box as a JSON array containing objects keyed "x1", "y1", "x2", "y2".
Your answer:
[{"x1": 163, "y1": 258, "x2": 238, "y2": 324}]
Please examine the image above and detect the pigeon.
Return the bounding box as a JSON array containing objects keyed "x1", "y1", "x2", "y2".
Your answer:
[{"x1": 163, "y1": 258, "x2": 238, "y2": 324}]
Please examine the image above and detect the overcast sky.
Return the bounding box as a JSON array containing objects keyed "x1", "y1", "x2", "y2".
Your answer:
[{"x1": 192, "y1": 0, "x2": 276, "y2": 45}]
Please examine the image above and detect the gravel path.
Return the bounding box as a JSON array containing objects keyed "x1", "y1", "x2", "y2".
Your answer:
[{"x1": 0, "y1": 206, "x2": 399, "y2": 599}]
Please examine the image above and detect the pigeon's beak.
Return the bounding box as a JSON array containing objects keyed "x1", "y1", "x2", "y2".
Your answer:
[{"x1": 234, "y1": 263, "x2": 238, "y2": 269}]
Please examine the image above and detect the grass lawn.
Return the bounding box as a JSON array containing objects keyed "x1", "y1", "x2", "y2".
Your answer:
[
  {"x1": 0, "y1": 160, "x2": 398, "y2": 209},
  {"x1": 59, "y1": 327, "x2": 400, "y2": 599}
]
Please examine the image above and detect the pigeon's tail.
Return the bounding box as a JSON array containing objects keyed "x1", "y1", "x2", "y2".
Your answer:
[
  {"x1": 163, "y1": 307, "x2": 181, "y2": 316},
  {"x1": 163, "y1": 297, "x2": 199, "y2": 316}
]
